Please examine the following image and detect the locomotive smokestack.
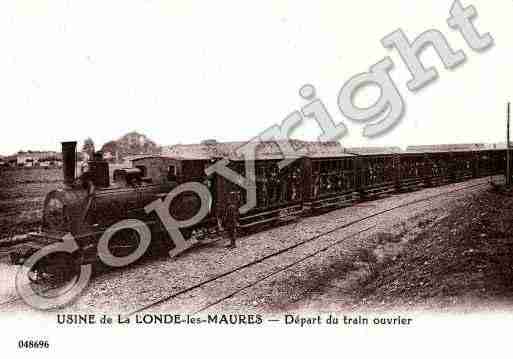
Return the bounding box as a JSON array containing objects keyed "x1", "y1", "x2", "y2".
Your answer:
[{"x1": 61, "y1": 141, "x2": 77, "y2": 187}]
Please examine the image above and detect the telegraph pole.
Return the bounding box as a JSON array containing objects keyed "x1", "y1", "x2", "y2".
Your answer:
[{"x1": 507, "y1": 102, "x2": 511, "y2": 185}]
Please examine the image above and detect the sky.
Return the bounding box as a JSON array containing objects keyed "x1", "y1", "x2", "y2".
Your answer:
[{"x1": 0, "y1": 0, "x2": 510, "y2": 155}]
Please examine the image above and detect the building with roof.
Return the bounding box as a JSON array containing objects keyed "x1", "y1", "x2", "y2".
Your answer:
[{"x1": 6, "y1": 151, "x2": 63, "y2": 168}]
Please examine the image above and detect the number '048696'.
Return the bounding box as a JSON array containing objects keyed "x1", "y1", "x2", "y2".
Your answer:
[{"x1": 18, "y1": 340, "x2": 49, "y2": 349}]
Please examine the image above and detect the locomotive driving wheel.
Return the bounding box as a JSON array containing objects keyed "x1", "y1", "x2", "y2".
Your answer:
[
  {"x1": 36, "y1": 253, "x2": 79, "y2": 284},
  {"x1": 107, "y1": 228, "x2": 142, "y2": 259}
]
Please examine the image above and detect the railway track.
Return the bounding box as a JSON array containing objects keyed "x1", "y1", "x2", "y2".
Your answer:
[
  {"x1": 0, "y1": 178, "x2": 489, "y2": 313},
  {"x1": 126, "y1": 179, "x2": 489, "y2": 316}
]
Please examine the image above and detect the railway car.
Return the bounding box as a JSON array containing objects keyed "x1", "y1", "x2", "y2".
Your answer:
[
  {"x1": 347, "y1": 147, "x2": 401, "y2": 198},
  {"x1": 405, "y1": 146, "x2": 451, "y2": 187},
  {"x1": 397, "y1": 151, "x2": 432, "y2": 191},
  {"x1": 407, "y1": 144, "x2": 486, "y2": 184},
  {"x1": 302, "y1": 143, "x2": 357, "y2": 211},
  {"x1": 165, "y1": 140, "x2": 306, "y2": 230},
  {"x1": 165, "y1": 140, "x2": 349, "y2": 228},
  {"x1": 424, "y1": 151, "x2": 453, "y2": 187},
  {"x1": 475, "y1": 145, "x2": 507, "y2": 178},
  {"x1": 450, "y1": 150, "x2": 479, "y2": 181}
]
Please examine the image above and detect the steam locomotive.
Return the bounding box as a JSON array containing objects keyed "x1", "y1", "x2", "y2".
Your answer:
[{"x1": 10, "y1": 140, "x2": 507, "y2": 280}]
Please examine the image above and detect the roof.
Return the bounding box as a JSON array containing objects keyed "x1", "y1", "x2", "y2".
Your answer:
[
  {"x1": 345, "y1": 147, "x2": 402, "y2": 155},
  {"x1": 162, "y1": 140, "x2": 353, "y2": 161},
  {"x1": 4, "y1": 155, "x2": 17, "y2": 161},
  {"x1": 126, "y1": 154, "x2": 172, "y2": 161},
  {"x1": 485, "y1": 143, "x2": 508, "y2": 150},
  {"x1": 406, "y1": 143, "x2": 486, "y2": 153},
  {"x1": 159, "y1": 140, "x2": 505, "y2": 161},
  {"x1": 304, "y1": 141, "x2": 354, "y2": 158}
]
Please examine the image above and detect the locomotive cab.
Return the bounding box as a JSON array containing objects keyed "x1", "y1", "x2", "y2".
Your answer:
[{"x1": 113, "y1": 168, "x2": 150, "y2": 186}]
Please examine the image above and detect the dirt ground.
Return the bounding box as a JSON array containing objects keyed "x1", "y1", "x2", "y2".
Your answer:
[
  {"x1": 353, "y1": 187, "x2": 513, "y2": 312},
  {"x1": 260, "y1": 186, "x2": 513, "y2": 314},
  {"x1": 0, "y1": 168, "x2": 62, "y2": 238}
]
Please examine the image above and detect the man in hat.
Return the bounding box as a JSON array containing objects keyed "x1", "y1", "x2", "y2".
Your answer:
[{"x1": 224, "y1": 191, "x2": 240, "y2": 249}]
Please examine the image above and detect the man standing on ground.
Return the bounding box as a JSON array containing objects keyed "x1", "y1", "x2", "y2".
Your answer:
[{"x1": 224, "y1": 191, "x2": 240, "y2": 249}]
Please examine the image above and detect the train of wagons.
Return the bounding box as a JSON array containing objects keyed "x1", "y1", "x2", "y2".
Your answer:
[{"x1": 9, "y1": 140, "x2": 507, "y2": 279}]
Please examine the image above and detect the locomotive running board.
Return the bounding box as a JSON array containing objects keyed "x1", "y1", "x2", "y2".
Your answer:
[{"x1": 27, "y1": 232, "x2": 64, "y2": 245}]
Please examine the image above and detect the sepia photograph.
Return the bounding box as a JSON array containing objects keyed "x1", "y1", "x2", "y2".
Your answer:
[{"x1": 0, "y1": 0, "x2": 511, "y2": 357}]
